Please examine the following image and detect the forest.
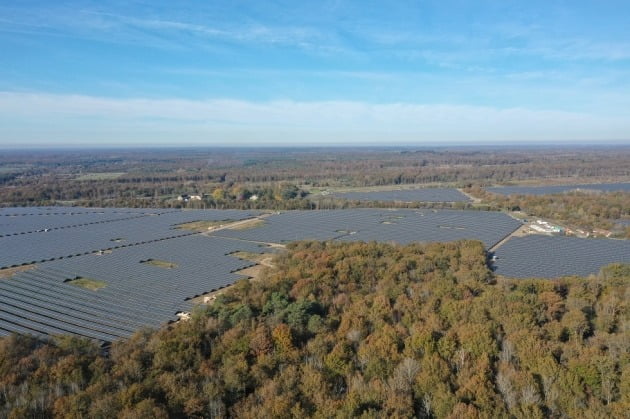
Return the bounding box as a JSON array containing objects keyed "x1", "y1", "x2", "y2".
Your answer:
[
  {"x1": 1, "y1": 147, "x2": 629, "y2": 208},
  {"x1": 465, "y1": 187, "x2": 630, "y2": 238},
  {"x1": 1, "y1": 240, "x2": 628, "y2": 418}
]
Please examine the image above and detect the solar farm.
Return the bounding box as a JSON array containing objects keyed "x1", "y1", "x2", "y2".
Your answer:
[
  {"x1": 0, "y1": 209, "x2": 261, "y2": 268},
  {"x1": 330, "y1": 188, "x2": 471, "y2": 202},
  {"x1": 492, "y1": 236, "x2": 630, "y2": 278},
  {"x1": 215, "y1": 209, "x2": 520, "y2": 248},
  {"x1": 1, "y1": 206, "x2": 628, "y2": 343},
  {"x1": 485, "y1": 182, "x2": 630, "y2": 196}
]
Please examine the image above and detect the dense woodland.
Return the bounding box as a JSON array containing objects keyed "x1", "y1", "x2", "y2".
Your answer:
[
  {"x1": 1, "y1": 241, "x2": 628, "y2": 418},
  {"x1": 1, "y1": 147, "x2": 629, "y2": 208},
  {"x1": 466, "y1": 187, "x2": 630, "y2": 238}
]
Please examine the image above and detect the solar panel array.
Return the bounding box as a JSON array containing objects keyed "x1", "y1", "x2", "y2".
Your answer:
[
  {"x1": 330, "y1": 188, "x2": 471, "y2": 202},
  {"x1": 0, "y1": 234, "x2": 272, "y2": 341},
  {"x1": 486, "y1": 182, "x2": 630, "y2": 196},
  {"x1": 0, "y1": 209, "x2": 260, "y2": 268},
  {"x1": 492, "y1": 236, "x2": 630, "y2": 278},
  {"x1": 0, "y1": 207, "x2": 177, "y2": 216},
  {"x1": 216, "y1": 209, "x2": 522, "y2": 249},
  {"x1": 0, "y1": 213, "x2": 152, "y2": 237},
  {"x1": 1, "y1": 206, "x2": 626, "y2": 342}
]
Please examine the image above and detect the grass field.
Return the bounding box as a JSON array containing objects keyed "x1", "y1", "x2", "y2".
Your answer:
[
  {"x1": 65, "y1": 277, "x2": 107, "y2": 290},
  {"x1": 306, "y1": 182, "x2": 462, "y2": 195},
  {"x1": 230, "y1": 251, "x2": 274, "y2": 264},
  {"x1": 74, "y1": 172, "x2": 126, "y2": 181},
  {"x1": 142, "y1": 259, "x2": 178, "y2": 269},
  {"x1": 0, "y1": 264, "x2": 36, "y2": 279},
  {"x1": 176, "y1": 220, "x2": 227, "y2": 231},
  {"x1": 226, "y1": 219, "x2": 266, "y2": 230}
]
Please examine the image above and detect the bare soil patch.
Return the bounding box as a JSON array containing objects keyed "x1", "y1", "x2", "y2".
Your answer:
[
  {"x1": 176, "y1": 220, "x2": 227, "y2": 231},
  {"x1": 141, "y1": 259, "x2": 178, "y2": 269},
  {"x1": 226, "y1": 219, "x2": 266, "y2": 230},
  {"x1": 65, "y1": 277, "x2": 107, "y2": 291},
  {"x1": 0, "y1": 264, "x2": 36, "y2": 279}
]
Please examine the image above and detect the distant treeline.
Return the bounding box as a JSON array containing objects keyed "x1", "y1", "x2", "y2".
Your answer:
[
  {"x1": 1, "y1": 147, "x2": 629, "y2": 208},
  {"x1": 467, "y1": 186, "x2": 630, "y2": 238}
]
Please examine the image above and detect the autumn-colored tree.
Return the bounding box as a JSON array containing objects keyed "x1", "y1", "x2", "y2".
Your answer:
[{"x1": 0, "y1": 241, "x2": 628, "y2": 418}]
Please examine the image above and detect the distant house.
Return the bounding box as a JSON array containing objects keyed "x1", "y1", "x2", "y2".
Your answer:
[
  {"x1": 592, "y1": 228, "x2": 612, "y2": 238},
  {"x1": 177, "y1": 194, "x2": 203, "y2": 202}
]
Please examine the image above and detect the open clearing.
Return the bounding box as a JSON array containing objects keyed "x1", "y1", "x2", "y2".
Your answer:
[
  {"x1": 231, "y1": 251, "x2": 277, "y2": 267},
  {"x1": 0, "y1": 265, "x2": 36, "y2": 279},
  {"x1": 74, "y1": 172, "x2": 126, "y2": 181},
  {"x1": 226, "y1": 219, "x2": 266, "y2": 230},
  {"x1": 65, "y1": 276, "x2": 107, "y2": 291},
  {"x1": 176, "y1": 220, "x2": 228, "y2": 231},
  {"x1": 141, "y1": 259, "x2": 178, "y2": 269}
]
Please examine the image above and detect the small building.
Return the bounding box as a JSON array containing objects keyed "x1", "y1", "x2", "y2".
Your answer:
[
  {"x1": 592, "y1": 228, "x2": 612, "y2": 238},
  {"x1": 530, "y1": 220, "x2": 562, "y2": 234},
  {"x1": 177, "y1": 194, "x2": 203, "y2": 202}
]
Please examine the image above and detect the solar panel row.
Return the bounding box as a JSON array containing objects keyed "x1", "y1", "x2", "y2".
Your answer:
[
  {"x1": 330, "y1": 188, "x2": 471, "y2": 202},
  {"x1": 485, "y1": 182, "x2": 630, "y2": 196},
  {"x1": 216, "y1": 209, "x2": 521, "y2": 249},
  {"x1": 492, "y1": 235, "x2": 630, "y2": 278},
  {"x1": 0, "y1": 213, "x2": 152, "y2": 237},
  {"x1": 0, "y1": 209, "x2": 261, "y2": 268},
  {"x1": 1, "y1": 207, "x2": 627, "y2": 343},
  {"x1": 0, "y1": 234, "x2": 272, "y2": 342},
  {"x1": 0, "y1": 207, "x2": 177, "y2": 216}
]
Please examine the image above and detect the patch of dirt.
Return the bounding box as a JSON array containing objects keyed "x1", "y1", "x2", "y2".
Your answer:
[
  {"x1": 231, "y1": 251, "x2": 276, "y2": 267},
  {"x1": 64, "y1": 277, "x2": 107, "y2": 291},
  {"x1": 176, "y1": 220, "x2": 227, "y2": 231},
  {"x1": 458, "y1": 188, "x2": 482, "y2": 203},
  {"x1": 234, "y1": 264, "x2": 267, "y2": 281},
  {"x1": 489, "y1": 224, "x2": 530, "y2": 253},
  {"x1": 141, "y1": 259, "x2": 178, "y2": 269},
  {"x1": 190, "y1": 252, "x2": 278, "y2": 305},
  {"x1": 226, "y1": 219, "x2": 266, "y2": 230},
  {"x1": 0, "y1": 264, "x2": 36, "y2": 279},
  {"x1": 190, "y1": 288, "x2": 227, "y2": 305}
]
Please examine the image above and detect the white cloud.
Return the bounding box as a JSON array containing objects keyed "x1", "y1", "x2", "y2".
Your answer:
[{"x1": 0, "y1": 92, "x2": 628, "y2": 146}]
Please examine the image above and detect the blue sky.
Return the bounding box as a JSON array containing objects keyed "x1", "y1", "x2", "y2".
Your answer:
[{"x1": 1, "y1": 0, "x2": 629, "y2": 146}]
